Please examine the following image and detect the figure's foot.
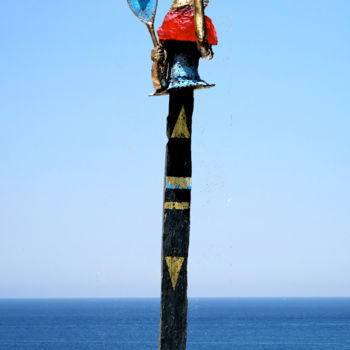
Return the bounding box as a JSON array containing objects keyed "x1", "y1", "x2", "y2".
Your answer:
[{"x1": 150, "y1": 88, "x2": 168, "y2": 96}]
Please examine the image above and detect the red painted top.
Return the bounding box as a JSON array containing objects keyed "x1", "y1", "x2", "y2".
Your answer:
[{"x1": 157, "y1": 6, "x2": 218, "y2": 45}]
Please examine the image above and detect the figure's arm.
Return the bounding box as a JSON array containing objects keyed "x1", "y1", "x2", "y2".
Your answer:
[
  {"x1": 193, "y1": 0, "x2": 213, "y2": 60},
  {"x1": 151, "y1": 45, "x2": 168, "y2": 91}
]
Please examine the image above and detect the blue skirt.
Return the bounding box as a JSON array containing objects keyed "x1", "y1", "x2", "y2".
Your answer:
[{"x1": 153, "y1": 41, "x2": 214, "y2": 96}]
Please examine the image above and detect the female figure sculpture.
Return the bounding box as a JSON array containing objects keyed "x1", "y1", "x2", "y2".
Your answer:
[{"x1": 151, "y1": 0, "x2": 217, "y2": 95}]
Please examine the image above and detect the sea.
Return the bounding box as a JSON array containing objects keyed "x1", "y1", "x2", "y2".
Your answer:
[{"x1": 0, "y1": 298, "x2": 349, "y2": 349}]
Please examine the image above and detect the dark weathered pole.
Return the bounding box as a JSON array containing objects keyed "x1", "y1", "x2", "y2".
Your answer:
[
  {"x1": 159, "y1": 88, "x2": 193, "y2": 350},
  {"x1": 126, "y1": 2, "x2": 217, "y2": 348}
]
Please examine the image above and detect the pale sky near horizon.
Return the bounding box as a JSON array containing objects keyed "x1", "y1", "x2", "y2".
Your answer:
[{"x1": 0, "y1": 0, "x2": 349, "y2": 298}]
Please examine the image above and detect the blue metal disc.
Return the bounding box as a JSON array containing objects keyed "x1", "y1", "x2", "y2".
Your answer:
[{"x1": 127, "y1": 0, "x2": 158, "y2": 24}]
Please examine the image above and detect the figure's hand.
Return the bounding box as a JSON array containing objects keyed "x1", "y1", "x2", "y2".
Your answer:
[
  {"x1": 151, "y1": 45, "x2": 165, "y2": 64},
  {"x1": 199, "y1": 44, "x2": 214, "y2": 60},
  {"x1": 151, "y1": 44, "x2": 167, "y2": 91}
]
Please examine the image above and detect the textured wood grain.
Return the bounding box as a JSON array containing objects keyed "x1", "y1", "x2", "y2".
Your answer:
[{"x1": 159, "y1": 88, "x2": 194, "y2": 350}]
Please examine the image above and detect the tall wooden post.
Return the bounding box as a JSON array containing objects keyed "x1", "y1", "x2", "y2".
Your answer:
[
  {"x1": 126, "y1": 1, "x2": 217, "y2": 349},
  {"x1": 159, "y1": 88, "x2": 194, "y2": 350}
]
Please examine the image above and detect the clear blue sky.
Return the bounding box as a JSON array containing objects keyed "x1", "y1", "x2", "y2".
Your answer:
[{"x1": 0, "y1": 0, "x2": 349, "y2": 298}]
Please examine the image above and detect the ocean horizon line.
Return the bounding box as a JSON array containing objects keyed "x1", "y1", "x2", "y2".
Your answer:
[{"x1": 1, "y1": 296, "x2": 350, "y2": 300}]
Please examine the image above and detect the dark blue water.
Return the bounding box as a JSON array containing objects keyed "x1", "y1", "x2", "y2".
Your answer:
[{"x1": 0, "y1": 298, "x2": 350, "y2": 349}]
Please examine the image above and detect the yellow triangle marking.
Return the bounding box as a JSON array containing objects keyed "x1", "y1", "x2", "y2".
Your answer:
[
  {"x1": 171, "y1": 106, "x2": 190, "y2": 139},
  {"x1": 165, "y1": 257, "x2": 184, "y2": 290}
]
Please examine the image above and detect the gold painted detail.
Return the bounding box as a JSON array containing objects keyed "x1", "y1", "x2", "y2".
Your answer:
[
  {"x1": 166, "y1": 257, "x2": 185, "y2": 290},
  {"x1": 164, "y1": 202, "x2": 190, "y2": 210},
  {"x1": 166, "y1": 177, "x2": 192, "y2": 190},
  {"x1": 170, "y1": 0, "x2": 209, "y2": 10},
  {"x1": 171, "y1": 106, "x2": 190, "y2": 139}
]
